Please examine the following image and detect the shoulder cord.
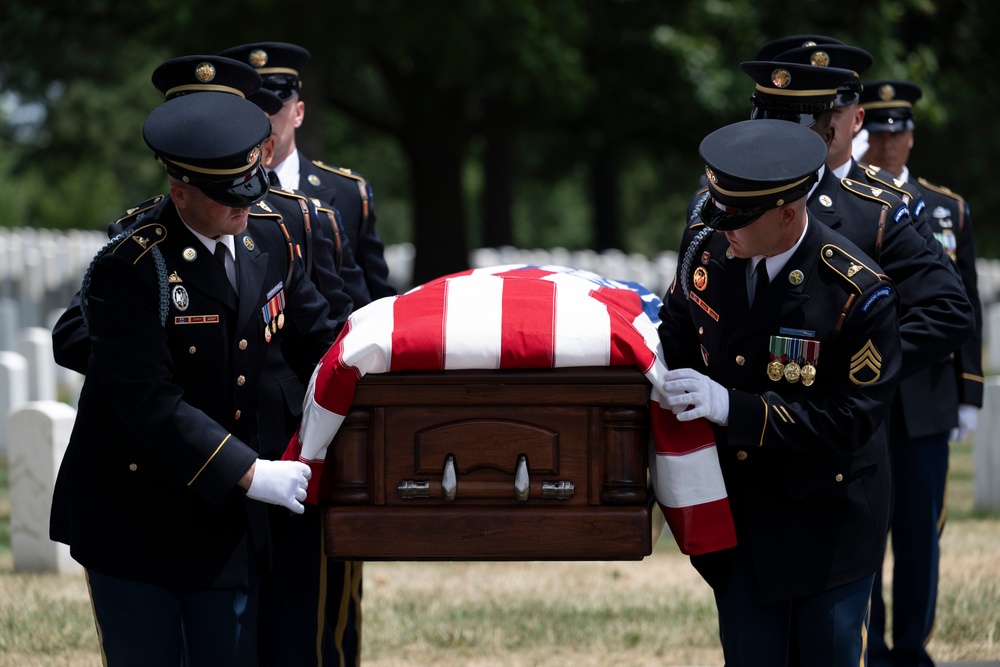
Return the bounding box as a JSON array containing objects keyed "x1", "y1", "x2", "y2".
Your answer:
[
  {"x1": 680, "y1": 225, "x2": 714, "y2": 300},
  {"x1": 80, "y1": 221, "x2": 169, "y2": 328}
]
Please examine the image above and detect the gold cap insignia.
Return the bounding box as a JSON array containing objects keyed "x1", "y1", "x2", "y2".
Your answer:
[
  {"x1": 243, "y1": 236, "x2": 255, "y2": 251},
  {"x1": 810, "y1": 51, "x2": 830, "y2": 67},
  {"x1": 183, "y1": 247, "x2": 197, "y2": 261},
  {"x1": 705, "y1": 167, "x2": 717, "y2": 184},
  {"x1": 788, "y1": 269, "x2": 804, "y2": 285},
  {"x1": 168, "y1": 271, "x2": 182, "y2": 283},
  {"x1": 308, "y1": 174, "x2": 321, "y2": 186},
  {"x1": 819, "y1": 194, "x2": 833, "y2": 207},
  {"x1": 771, "y1": 68, "x2": 791, "y2": 88},
  {"x1": 195, "y1": 62, "x2": 216, "y2": 83},
  {"x1": 849, "y1": 340, "x2": 883, "y2": 385},
  {"x1": 775, "y1": 198, "x2": 784, "y2": 207},
  {"x1": 249, "y1": 48, "x2": 268, "y2": 68},
  {"x1": 879, "y1": 84, "x2": 896, "y2": 101},
  {"x1": 247, "y1": 146, "x2": 261, "y2": 165}
]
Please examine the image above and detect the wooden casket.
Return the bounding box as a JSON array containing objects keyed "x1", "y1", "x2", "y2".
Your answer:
[{"x1": 319, "y1": 366, "x2": 655, "y2": 561}]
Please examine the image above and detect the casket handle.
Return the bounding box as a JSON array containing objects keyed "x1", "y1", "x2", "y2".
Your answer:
[
  {"x1": 514, "y1": 454, "x2": 530, "y2": 503},
  {"x1": 397, "y1": 480, "x2": 430, "y2": 499},
  {"x1": 442, "y1": 454, "x2": 457, "y2": 502}
]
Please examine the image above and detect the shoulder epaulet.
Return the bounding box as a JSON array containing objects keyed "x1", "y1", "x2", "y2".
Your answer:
[
  {"x1": 858, "y1": 163, "x2": 910, "y2": 199},
  {"x1": 248, "y1": 200, "x2": 297, "y2": 282},
  {"x1": 267, "y1": 187, "x2": 312, "y2": 204},
  {"x1": 110, "y1": 222, "x2": 168, "y2": 265},
  {"x1": 249, "y1": 199, "x2": 282, "y2": 218},
  {"x1": 83, "y1": 223, "x2": 170, "y2": 328},
  {"x1": 113, "y1": 194, "x2": 165, "y2": 229},
  {"x1": 819, "y1": 243, "x2": 885, "y2": 295},
  {"x1": 312, "y1": 160, "x2": 368, "y2": 184},
  {"x1": 916, "y1": 177, "x2": 966, "y2": 206},
  {"x1": 840, "y1": 178, "x2": 910, "y2": 224}
]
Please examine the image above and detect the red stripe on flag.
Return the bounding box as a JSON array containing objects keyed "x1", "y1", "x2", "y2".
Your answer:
[
  {"x1": 391, "y1": 281, "x2": 447, "y2": 370},
  {"x1": 659, "y1": 498, "x2": 737, "y2": 555},
  {"x1": 651, "y1": 405, "x2": 717, "y2": 455},
  {"x1": 500, "y1": 279, "x2": 556, "y2": 368},
  {"x1": 494, "y1": 266, "x2": 555, "y2": 281}
]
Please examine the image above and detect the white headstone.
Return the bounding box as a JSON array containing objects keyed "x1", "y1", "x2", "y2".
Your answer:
[
  {"x1": 0, "y1": 298, "x2": 19, "y2": 352},
  {"x1": 0, "y1": 350, "x2": 28, "y2": 455},
  {"x1": 974, "y1": 378, "x2": 1000, "y2": 511},
  {"x1": 9, "y1": 401, "x2": 81, "y2": 573},
  {"x1": 19, "y1": 326, "x2": 57, "y2": 402}
]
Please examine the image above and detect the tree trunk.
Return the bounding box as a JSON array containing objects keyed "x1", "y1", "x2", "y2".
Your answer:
[
  {"x1": 590, "y1": 149, "x2": 622, "y2": 251},
  {"x1": 481, "y1": 99, "x2": 515, "y2": 249},
  {"x1": 405, "y1": 119, "x2": 470, "y2": 286}
]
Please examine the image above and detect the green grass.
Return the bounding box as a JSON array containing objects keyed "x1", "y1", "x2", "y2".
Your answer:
[{"x1": 0, "y1": 441, "x2": 997, "y2": 666}]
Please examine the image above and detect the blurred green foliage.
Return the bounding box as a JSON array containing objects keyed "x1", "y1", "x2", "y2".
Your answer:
[{"x1": 2, "y1": 0, "x2": 998, "y2": 280}]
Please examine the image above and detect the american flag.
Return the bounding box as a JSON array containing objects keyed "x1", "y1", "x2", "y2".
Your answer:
[{"x1": 284, "y1": 265, "x2": 736, "y2": 556}]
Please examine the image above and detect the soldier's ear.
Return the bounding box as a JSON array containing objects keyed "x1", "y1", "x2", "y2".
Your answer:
[
  {"x1": 169, "y1": 181, "x2": 190, "y2": 210},
  {"x1": 821, "y1": 123, "x2": 836, "y2": 148}
]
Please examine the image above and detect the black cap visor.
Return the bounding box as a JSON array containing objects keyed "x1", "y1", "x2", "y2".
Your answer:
[
  {"x1": 864, "y1": 114, "x2": 915, "y2": 134},
  {"x1": 699, "y1": 196, "x2": 771, "y2": 231},
  {"x1": 751, "y1": 104, "x2": 825, "y2": 128},
  {"x1": 200, "y1": 166, "x2": 269, "y2": 207},
  {"x1": 261, "y1": 74, "x2": 300, "y2": 101},
  {"x1": 162, "y1": 160, "x2": 269, "y2": 207},
  {"x1": 699, "y1": 172, "x2": 819, "y2": 232}
]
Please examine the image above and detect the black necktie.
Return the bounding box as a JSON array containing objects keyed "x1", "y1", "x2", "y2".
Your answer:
[
  {"x1": 753, "y1": 260, "x2": 769, "y2": 304},
  {"x1": 267, "y1": 170, "x2": 281, "y2": 187},
  {"x1": 215, "y1": 242, "x2": 237, "y2": 292}
]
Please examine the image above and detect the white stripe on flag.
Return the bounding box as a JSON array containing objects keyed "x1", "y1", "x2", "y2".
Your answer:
[
  {"x1": 553, "y1": 288, "x2": 611, "y2": 367},
  {"x1": 653, "y1": 446, "x2": 728, "y2": 508},
  {"x1": 341, "y1": 296, "x2": 396, "y2": 375},
  {"x1": 444, "y1": 275, "x2": 504, "y2": 369}
]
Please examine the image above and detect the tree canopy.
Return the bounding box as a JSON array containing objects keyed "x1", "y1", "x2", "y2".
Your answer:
[{"x1": 2, "y1": 0, "x2": 998, "y2": 284}]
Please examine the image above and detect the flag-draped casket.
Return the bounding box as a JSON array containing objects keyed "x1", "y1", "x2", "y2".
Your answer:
[{"x1": 284, "y1": 265, "x2": 736, "y2": 560}]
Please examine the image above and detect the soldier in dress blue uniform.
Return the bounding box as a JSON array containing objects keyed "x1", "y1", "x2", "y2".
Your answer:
[
  {"x1": 659, "y1": 119, "x2": 902, "y2": 665},
  {"x1": 49, "y1": 92, "x2": 342, "y2": 666},
  {"x1": 220, "y1": 41, "x2": 396, "y2": 305},
  {"x1": 52, "y1": 55, "x2": 356, "y2": 376},
  {"x1": 735, "y1": 59, "x2": 973, "y2": 378},
  {"x1": 217, "y1": 41, "x2": 376, "y2": 667},
  {"x1": 766, "y1": 38, "x2": 935, "y2": 240},
  {"x1": 860, "y1": 80, "x2": 984, "y2": 667}
]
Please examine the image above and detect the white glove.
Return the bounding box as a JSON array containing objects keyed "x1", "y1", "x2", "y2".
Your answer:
[
  {"x1": 246, "y1": 459, "x2": 312, "y2": 514},
  {"x1": 950, "y1": 404, "x2": 979, "y2": 443},
  {"x1": 662, "y1": 368, "x2": 730, "y2": 426}
]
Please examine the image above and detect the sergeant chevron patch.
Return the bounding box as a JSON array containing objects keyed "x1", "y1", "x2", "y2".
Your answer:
[{"x1": 849, "y1": 340, "x2": 883, "y2": 385}]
